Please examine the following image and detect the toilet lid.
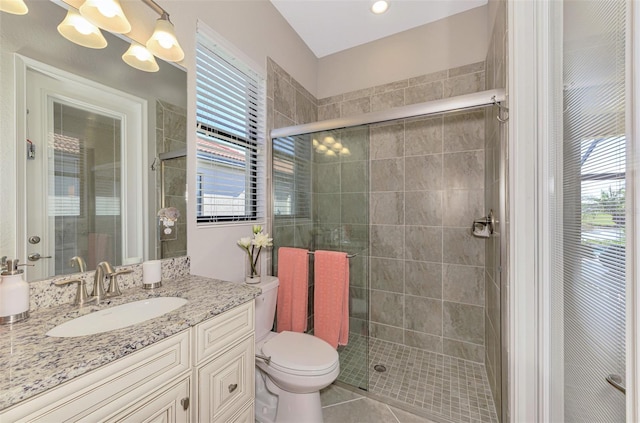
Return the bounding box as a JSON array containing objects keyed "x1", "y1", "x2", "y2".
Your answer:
[{"x1": 262, "y1": 331, "x2": 339, "y2": 376}]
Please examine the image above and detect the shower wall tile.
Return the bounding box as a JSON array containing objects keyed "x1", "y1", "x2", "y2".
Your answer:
[
  {"x1": 341, "y1": 161, "x2": 368, "y2": 193},
  {"x1": 405, "y1": 226, "x2": 442, "y2": 262},
  {"x1": 443, "y1": 150, "x2": 484, "y2": 190},
  {"x1": 315, "y1": 163, "x2": 341, "y2": 193},
  {"x1": 342, "y1": 193, "x2": 369, "y2": 224},
  {"x1": 405, "y1": 295, "x2": 442, "y2": 336},
  {"x1": 273, "y1": 72, "x2": 296, "y2": 119},
  {"x1": 349, "y1": 254, "x2": 368, "y2": 288},
  {"x1": 444, "y1": 72, "x2": 486, "y2": 98},
  {"x1": 370, "y1": 322, "x2": 404, "y2": 344},
  {"x1": 375, "y1": 79, "x2": 409, "y2": 94},
  {"x1": 443, "y1": 227, "x2": 485, "y2": 266},
  {"x1": 371, "y1": 225, "x2": 404, "y2": 259},
  {"x1": 341, "y1": 97, "x2": 371, "y2": 117},
  {"x1": 318, "y1": 103, "x2": 341, "y2": 121},
  {"x1": 371, "y1": 257, "x2": 404, "y2": 293},
  {"x1": 316, "y1": 193, "x2": 341, "y2": 223},
  {"x1": 405, "y1": 81, "x2": 444, "y2": 105},
  {"x1": 370, "y1": 289, "x2": 404, "y2": 327},
  {"x1": 405, "y1": 330, "x2": 443, "y2": 353},
  {"x1": 408, "y1": 70, "x2": 448, "y2": 86},
  {"x1": 405, "y1": 260, "x2": 442, "y2": 299},
  {"x1": 370, "y1": 122, "x2": 405, "y2": 159},
  {"x1": 341, "y1": 127, "x2": 369, "y2": 162},
  {"x1": 443, "y1": 338, "x2": 485, "y2": 362},
  {"x1": 274, "y1": 111, "x2": 295, "y2": 129},
  {"x1": 344, "y1": 87, "x2": 375, "y2": 101},
  {"x1": 371, "y1": 159, "x2": 404, "y2": 191},
  {"x1": 442, "y1": 189, "x2": 484, "y2": 228},
  {"x1": 405, "y1": 155, "x2": 443, "y2": 191},
  {"x1": 443, "y1": 110, "x2": 485, "y2": 153},
  {"x1": 405, "y1": 116, "x2": 443, "y2": 156},
  {"x1": 371, "y1": 192, "x2": 404, "y2": 225},
  {"x1": 405, "y1": 190, "x2": 443, "y2": 226},
  {"x1": 443, "y1": 264, "x2": 485, "y2": 306},
  {"x1": 296, "y1": 90, "x2": 317, "y2": 124},
  {"x1": 448, "y1": 61, "x2": 485, "y2": 77},
  {"x1": 442, "y1": 301, "x2": 484, "y2": 344},
  {"x1": 371, "y1": 89, "x2": 405, "y2": 112}
]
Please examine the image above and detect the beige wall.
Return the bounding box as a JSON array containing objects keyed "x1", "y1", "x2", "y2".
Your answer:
[{"x1": 316, "y1": 6, "x2": 489, "y2": 99}]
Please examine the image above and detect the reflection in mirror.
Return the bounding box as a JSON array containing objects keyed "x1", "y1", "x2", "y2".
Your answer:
[{"x1": 0, "y1": 0, "x2": 187, "y2": 281}]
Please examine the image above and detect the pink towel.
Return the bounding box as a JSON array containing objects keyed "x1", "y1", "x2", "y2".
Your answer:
[
  {"x1": 314, "y1": 250, "x2": 349, "y2": 349},
  {"x1": 276, "y1": 247, "x2": 309, "y2": 333}
]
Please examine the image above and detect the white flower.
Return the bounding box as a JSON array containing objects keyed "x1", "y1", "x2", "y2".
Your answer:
[
  {"x1": 252, "y1": 225, "x2": 263, "y2": 235},
  {"x1": 252, "y1": 232, "x2": 273, "y2": 248},
  {"x1": 237, "y1": 237, "x2": 252, "y2": 249}
]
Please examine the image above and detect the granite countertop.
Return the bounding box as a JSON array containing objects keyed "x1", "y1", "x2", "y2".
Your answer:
[{"x1": 0, "y1": 275, "x2": 261, "y2": 411}]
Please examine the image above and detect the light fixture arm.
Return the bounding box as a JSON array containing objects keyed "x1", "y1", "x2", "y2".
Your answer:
[{"x1": 141, "y1": 0, "x2": 167, "y2": 18}]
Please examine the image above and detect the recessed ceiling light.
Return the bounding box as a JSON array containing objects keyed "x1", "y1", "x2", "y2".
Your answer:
[{"x1": 371, "y1": 0, "x2": 389, "y2": 14}]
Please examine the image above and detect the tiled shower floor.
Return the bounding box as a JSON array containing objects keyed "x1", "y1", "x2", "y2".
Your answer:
[{"x1": 337, "y1": 334, "x2": 499, "y2": 423}]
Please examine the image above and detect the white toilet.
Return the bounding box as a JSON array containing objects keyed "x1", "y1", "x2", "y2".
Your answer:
[{"x1": 253, "y1": 276, "x2": 340, "y2": 423}]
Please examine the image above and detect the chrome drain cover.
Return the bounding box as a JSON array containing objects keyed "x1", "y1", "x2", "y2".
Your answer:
[{"x1": 373, "y1": 364, "x2": 387, "y2": 373}]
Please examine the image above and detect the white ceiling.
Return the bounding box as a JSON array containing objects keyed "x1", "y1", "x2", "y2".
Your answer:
[{"x1": 270, "y1": 0, "x2": 488, "y2": 58}]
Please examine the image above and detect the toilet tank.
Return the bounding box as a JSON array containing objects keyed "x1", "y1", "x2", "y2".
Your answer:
[{"x1": 254, "y1": 276, "x2": 279, "y2": 342}]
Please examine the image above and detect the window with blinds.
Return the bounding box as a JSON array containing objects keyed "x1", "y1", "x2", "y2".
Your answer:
[
  {"x1": 273, "y1": 134, "x2": 312, "y2": 218},
  {"x1": 195, "y1": 35, "x2": 264, "y2": 223}
]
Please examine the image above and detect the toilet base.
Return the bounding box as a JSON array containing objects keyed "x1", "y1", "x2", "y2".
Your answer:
[{"x1": 267, "y1": 378, "x2": 323, "y2": 423}]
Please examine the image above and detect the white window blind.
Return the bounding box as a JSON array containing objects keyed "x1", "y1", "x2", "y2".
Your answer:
[
  {"x1": 195, "y1": 35, "x2": 265, "y2": 223},
  {"x1": 273, "y1": 134, "x2": 312, "y2": 218}
]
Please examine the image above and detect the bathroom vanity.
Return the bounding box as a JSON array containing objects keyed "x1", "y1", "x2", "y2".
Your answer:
[{"x1": 0, "y1": 275, "x2": 260, "y2": 422}]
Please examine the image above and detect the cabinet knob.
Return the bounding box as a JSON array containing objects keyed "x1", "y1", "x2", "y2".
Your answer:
[
  {"x1": 181, "y1": 397, "x2": 190, "y2": 410},
  {"x1": 228, "y1": 383, "x2": 238, "y2": 393}
]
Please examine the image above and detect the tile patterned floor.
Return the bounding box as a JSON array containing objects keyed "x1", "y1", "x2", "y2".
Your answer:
[{"x1": 336, "y1": 334, "x2": 499, "y2": 423}]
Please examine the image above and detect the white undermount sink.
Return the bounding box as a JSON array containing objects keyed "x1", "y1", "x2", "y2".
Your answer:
[{"x1": 46, "y1": 297, "x2": 188, "y2": 338}]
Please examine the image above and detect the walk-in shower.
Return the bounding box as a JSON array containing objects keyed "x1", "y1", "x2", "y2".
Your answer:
[{"x1": 271, "y1": 89, "x2": 506, "y2": 423}]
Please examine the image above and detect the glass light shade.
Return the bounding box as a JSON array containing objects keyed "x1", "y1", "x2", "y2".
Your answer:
[
  {"x1": 57, "y1": 8, "x2": 107, "y2": 49},
  {"x1": 332, "y1": 142, "x2": 343, "y2": 151},
  {"x1": 325, "y1": 150, "x2": 337, "y2": 157},
  {"x1": 79, "y1": 0, "x2": 131, "y2": 34},
  {"x1": 0, "y1": 0, "x2": 28, "y2": 15},
  {"x1": 323, "y1": 136, "x2": 335, "y2": 145},
  {"x1": 146, "y1": 15, "x2": 184, "y2": 62},
  {"x1": 371, "y1": 0, "x2": 389, "y2": 14},
  {"x1": 122, "y1": 42, "x2": 159, "y2": 72}
]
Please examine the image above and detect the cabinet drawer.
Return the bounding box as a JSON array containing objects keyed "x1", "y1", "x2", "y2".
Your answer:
[
  {"x1": 196, "y1": 335, "x2": 254, "y2": 423},
  {"x1": 228, "y1": 402, "x2": 254, "y2": 423},
  {"x1": 2, "y1": 331, "x2": 190, "y2": 422},
  {"x1": 195, "y1": 301, "x2": 254, "y2": 364},
  {"x1": 109, "y1": 377, "x2": 190, "y2": 423}
]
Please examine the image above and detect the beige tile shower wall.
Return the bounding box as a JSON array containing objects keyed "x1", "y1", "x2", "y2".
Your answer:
[
  {"x1": 318, "y1": 63, "x2": 488, "y2": 363},
  {"x1": 267, "y1": 57, "x2": 318, "y2": 329},
  {"x1": 156, "y1": 100, "x2": 187, "y2": 259},
  {"x1": 484, "y1": 0, "x2": 507, "y2": 419}
]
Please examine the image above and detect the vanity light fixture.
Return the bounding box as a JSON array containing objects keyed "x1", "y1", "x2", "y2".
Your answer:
[
  {"x1": 371, "y1": 0, "x2": 389, "y2": 14},
  {"x1": 57, "y1": 7, "x2": 108, "y2": 49},
  {"x1": 0, "y1": 0, "x2": 28, "y2": 15},
  {"x1": 122, "y1": 41, "x2": 159, "y2": 72},
  {"x1": 79, "y1": 0, "x2": 131, "y2": 34},
  {"x1": 146, "y1": 11, "x2": 184, "y2": 62}
]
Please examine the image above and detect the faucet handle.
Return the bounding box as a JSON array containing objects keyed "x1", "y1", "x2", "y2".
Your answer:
[
  {"x1": 55, "y1": 278, "x2": 95, "y2": 306},
  {"x1": 105, "y1": 269, "x2": 133, "y2": 298}
]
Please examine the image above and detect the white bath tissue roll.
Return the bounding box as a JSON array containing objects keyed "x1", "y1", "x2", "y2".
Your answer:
[{"x1": 143, "y1": 260, "x2": 162, "y2": 284}]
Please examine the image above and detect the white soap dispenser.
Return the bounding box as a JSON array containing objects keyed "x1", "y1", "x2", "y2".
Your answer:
[{"x1": 0, "y1": 259, "x2": 30, "y2": 324}]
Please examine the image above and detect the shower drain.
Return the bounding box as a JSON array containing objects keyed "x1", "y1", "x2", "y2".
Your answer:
[{"x1": 373, "y1": 364, "x2": 387, "y2": 373}]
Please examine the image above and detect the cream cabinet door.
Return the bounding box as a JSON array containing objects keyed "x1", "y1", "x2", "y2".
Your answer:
[{"x1": 109, "y1": 377, "x2": 190, "y2": 423}]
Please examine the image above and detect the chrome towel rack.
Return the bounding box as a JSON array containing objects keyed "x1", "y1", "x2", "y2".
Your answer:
[{"x1": 307, "y1": 251, "x2": 357, "y2": 259}]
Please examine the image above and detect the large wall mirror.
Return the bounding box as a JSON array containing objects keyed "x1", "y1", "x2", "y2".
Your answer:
[{"x1": 0, "y1": 0, "x2": 187, "y2": 281}]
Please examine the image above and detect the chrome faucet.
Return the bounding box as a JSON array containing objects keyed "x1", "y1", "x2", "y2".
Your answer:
[
  {"x1": 69, "y1": 256, "x2": 87, "y2": 273},
  {"x1": 92, "y1": 261, "x2": 115, "y2": 304}
]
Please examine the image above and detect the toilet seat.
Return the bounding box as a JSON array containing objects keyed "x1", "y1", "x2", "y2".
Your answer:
[{"x1": 261, "y1": 331, "x2": 339, "y2": 377}]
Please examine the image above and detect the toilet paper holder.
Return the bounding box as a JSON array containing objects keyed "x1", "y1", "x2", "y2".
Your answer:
[{"x1": 472, "y1": 210, "x2": 496, "y2": 236}]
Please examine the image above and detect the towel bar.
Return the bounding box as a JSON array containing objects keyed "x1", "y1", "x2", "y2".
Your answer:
[{"x1": 307, "y1": 251, "x2": 357, "y2": 259}]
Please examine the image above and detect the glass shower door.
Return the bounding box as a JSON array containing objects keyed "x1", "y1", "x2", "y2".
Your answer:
[{"x1": 272, "y1": 124, "x2": 370, "y2": 391}]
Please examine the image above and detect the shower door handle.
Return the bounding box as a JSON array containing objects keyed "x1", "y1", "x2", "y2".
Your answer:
[{"x1": 606, "y1": 374, "x2": 626, "y2": 394}]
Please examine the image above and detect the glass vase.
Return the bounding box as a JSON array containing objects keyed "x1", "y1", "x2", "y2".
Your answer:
[{"x1": 245, "y1": 254, "x2": 261, "y2": 284}]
